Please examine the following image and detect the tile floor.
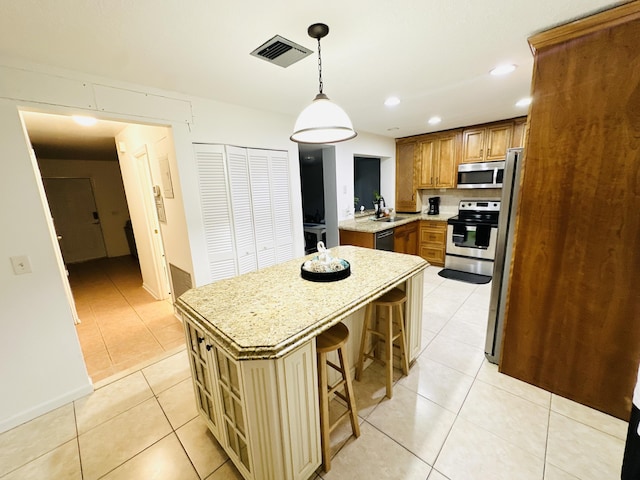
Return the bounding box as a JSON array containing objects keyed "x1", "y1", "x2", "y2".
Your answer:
[
  {"x1": 0, "y1": 266, "x2": 628, "y2": 479},
  {"x1": 70, "y1": 256, "x2": 185, "y2": 382}
]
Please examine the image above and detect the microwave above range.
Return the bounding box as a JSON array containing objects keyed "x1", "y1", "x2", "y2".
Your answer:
[{"x1": 457, "y1": 161, "x2": 504, "y2": 189}]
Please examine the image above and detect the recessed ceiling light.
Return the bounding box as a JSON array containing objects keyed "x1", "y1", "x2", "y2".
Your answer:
[
  {"x1": 384, "y1": 96, "x2": 401, "y2": 107},
  {"x1": 490, "y1": 64, "x2": 517, "y2": 76},
  {"x1": 516, "y1": 97, "x2": 532, "y2": 107},
  {"x1": 387, "y1": 127, "x2": 399, "y2": 131},
  {"x1": 428, "y1": 116, "x2": 442, "y2": 125},
  {"x1": 72, "y1": 115, "x2": 97, "y2": 126}
]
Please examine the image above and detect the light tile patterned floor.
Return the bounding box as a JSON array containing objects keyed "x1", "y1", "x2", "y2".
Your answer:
[
  {"x1": 0, "y1": 266, "x2": 628, "y2": 479},
  {"x1": 70, "y1": 256, "x2": 185, "y2": 381}
]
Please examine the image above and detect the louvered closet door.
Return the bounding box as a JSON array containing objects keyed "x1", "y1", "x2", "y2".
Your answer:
[
  {"x1": 248, "y1": 149, "x2": 276, "y2": 269},
  {"x1": 226, "y1": 146, "x2": 257, "y2": 274},
  {"x1": 194, "y1": 144, "x2": 237, "y2": 282},
  {"x1": 269, "y1": 151, "x2": 295, "y2": 262}
]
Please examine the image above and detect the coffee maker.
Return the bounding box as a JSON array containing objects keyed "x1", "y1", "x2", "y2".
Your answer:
[{"x1": 427, "y1": 196, "x2": 440, "y2": 215}]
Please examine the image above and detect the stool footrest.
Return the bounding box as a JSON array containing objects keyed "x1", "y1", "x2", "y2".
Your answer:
[
  {"x1": 329, "y1": 410, "x2": 354, "y2": 433},
  {"x1": 356, "y1": 291, "x2": 410, "y2": 400},
  {"x1": 316, "y1": 321, "x2": 359, "y2": 473},
  {"x1": 328, "y1": 379, "x2": 346, "y2": 396}
]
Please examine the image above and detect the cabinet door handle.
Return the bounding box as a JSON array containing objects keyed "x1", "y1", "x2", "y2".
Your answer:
[
  {"x1": 487, "y1": 148, "x2": 491, "y2": 157},
  {"x1": 198, "y1": 337, "x2": 204, "y2": 344},
  {"x1": 479, "y1": 148, "x2": 483, "y2": 157},
  {"x1": 206, "y1": 344, "x2": 213, "y2": 351}
]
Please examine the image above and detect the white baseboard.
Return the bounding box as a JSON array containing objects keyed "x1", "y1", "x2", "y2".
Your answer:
[{"x1": 0, "y1": 380, "x2": 93, "y2": 434}]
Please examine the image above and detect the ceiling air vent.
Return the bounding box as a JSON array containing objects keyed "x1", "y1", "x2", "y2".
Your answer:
[{"x1": 250, "y1": 35, "x2": 312, "y2": 68}]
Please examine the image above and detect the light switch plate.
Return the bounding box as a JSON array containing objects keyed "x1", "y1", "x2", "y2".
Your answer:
[{"x1": 10, "y1": 255, "x2": 32, "y2": 275}]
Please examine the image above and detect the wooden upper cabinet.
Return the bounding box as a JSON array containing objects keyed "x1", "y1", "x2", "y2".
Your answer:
[
  {"x1": 436, "y1": 132, "x2": 459, "y2": 188},
  {"x1": 461, "y1": 128, "x2": 485, "y2": 163},
  {"x1": 417, "y1": 138, "x2": 436, "y2": 188},
  {"x1": 395, "y1": 140, "x2": 421, "y2": 212},
  {"x1": 416, "y1": 130, "x2": 461, "y2": 189},
  {"x1": 511, "y1": 118, "x2": 527, "y2": 148},
  {"x1": 397, "y1": 117, "x2": 526, "y2": 199},
  {"x1": 461, "y1": 121, "x2": 514, "y2": 163}
]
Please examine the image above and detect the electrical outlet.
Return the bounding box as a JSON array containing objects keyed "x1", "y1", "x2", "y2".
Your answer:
[{"x1": 10, "y1": 255, "x2": 32, "y2": 275}]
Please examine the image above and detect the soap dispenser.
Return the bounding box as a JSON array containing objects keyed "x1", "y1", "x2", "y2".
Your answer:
[{"x1": 377, "y1": 196, "x2": 386, "y2": 218}]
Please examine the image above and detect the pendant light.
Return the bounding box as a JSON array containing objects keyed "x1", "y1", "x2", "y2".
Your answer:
[{"x1": 290, "y1": 23, "x2": 357, "y2": 144}]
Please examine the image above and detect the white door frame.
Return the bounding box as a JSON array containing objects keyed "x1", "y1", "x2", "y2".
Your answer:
[
  {"x1": 27, "y1": 148, "x2": 81, "y2": 324},
  {"x1": 133, "y1": 145, "x2": 171, "y2": 300}
]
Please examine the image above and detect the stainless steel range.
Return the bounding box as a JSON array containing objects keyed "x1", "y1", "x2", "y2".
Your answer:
[{"x1": 445, "y1": 200, "x2": 500, "y2": 276}]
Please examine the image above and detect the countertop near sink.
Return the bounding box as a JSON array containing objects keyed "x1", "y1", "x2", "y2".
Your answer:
[{"x1": 338, "y1": 212, "x2": 455, "y2": 234}]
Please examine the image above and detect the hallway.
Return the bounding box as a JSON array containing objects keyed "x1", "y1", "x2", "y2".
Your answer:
[{"x1": 70, "y1": 256, "x2": 185, "y2": 382}]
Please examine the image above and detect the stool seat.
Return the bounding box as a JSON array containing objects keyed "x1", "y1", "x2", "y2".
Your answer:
[
  {"x1": 316, "y1": 322, "x2": 360, "y2": 472},
  {"x1": 317, "y1": 322, "x2": 349, "y2": 353},
  {"x1": 355, "y1": 288, "x2": 409, "y2": 399},
  {"x1": 373, "y1": 288, "x2": 407, "y2": 305}
]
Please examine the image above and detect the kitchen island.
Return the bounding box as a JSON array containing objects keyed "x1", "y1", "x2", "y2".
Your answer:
[{"x1": 176, "y1": 245, "x2": 428, "y2": 480}]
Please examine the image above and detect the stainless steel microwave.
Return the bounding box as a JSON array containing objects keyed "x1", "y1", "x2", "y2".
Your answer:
[{"x1": 457, "y1": 161, "x2": 504, "y2": 189}]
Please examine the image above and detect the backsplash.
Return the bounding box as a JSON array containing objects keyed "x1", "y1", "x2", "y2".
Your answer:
[{"x1": 419, "y1": 189, "x2": 501, "y2": 214}]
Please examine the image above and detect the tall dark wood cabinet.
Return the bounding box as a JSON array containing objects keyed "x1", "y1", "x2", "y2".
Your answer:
[{"x1": 500, "y1": 2, "x2": 640, "y2": 420}]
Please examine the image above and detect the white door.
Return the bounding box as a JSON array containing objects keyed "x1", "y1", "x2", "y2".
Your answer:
[
  {"x1": 194, "y1": 144, "x2": 238, "y2": 282},
  {"x1": 248, "y1": 149, "x2": 276, "y2": 269},
  {"x1": 269, "y1": 151, "x2": 295, "y2": 262},
  {"x1": 42, "y1": 177, "x2": 107, "y2": 263},
  {"x1": 226, "y1": 145, "x2": 257, "y2": 274},
  {"x1": 134, "y1": 147, "x2": 171, "y2": 300}
]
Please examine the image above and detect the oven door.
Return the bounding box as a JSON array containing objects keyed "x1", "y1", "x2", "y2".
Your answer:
[{"x1": 446, "y1": 223, "x2": 498, "y2": 260}]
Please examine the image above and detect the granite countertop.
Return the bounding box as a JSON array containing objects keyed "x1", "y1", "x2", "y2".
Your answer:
[
  {"x1": 176, "y1": 246, "x2": 428, "y2": 360},
  {"x1": 338, "y1": 212, "x2": 455, "y2": 233}
]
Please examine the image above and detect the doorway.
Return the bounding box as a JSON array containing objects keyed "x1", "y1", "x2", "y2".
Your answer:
[
  {"x1": 22, "y1": 110, "x2": 184, "y2": 381},
  {"x1": 42, "y1": 177, "x2": 107, "y2": 263},
  {"x1": 299, "y1": 147, "x2": 326, "y2": 253}
]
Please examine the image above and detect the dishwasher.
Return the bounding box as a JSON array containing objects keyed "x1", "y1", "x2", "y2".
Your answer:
[{"x1": 375, "y1": 228, "x2": 394, "y2": 251}]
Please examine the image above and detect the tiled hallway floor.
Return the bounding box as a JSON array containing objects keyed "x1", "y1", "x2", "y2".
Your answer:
[
  {"x1": 0, "y1": 266, "x2": 628, "y2": 479},
  {"x1": 70, "y1": 256, "x2": 185, "y2": 382}
]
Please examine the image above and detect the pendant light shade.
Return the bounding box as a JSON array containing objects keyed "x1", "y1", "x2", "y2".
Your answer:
[
  {"x1": 291, "y1": 93, "x2": 356, "y2": 144},
  {"x1": 290, "y1": 23, "x2": 357, "y2": 144}
]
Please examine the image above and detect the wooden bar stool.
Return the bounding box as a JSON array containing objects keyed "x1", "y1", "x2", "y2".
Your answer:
[
  {"x1": 316, "y1": 322, "x2": 360, "y2": 472},
  {"x1": 355, "y1": 288, "x2": 409, "y2": 399}
]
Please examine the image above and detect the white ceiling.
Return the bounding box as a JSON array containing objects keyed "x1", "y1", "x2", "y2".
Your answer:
[{"x1": 3, "y1": 0, "x2": 624, "y2": 154}]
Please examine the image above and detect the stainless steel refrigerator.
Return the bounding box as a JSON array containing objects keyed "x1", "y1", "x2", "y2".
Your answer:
[{"x1": 485, "y1": 148, "x2": 524, "y2": 364}]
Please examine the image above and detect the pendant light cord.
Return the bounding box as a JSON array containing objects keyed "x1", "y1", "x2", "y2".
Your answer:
[{"x1": 317, "y1": 38, "x2": 323, "y2": 95}]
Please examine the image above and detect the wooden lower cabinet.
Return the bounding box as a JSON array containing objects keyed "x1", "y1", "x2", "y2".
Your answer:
[
  {"x1": 182, "y1": 314, "x2": 321, "y2": 480},
  {"x1": 339, "y1": 229, "x2": 375, "y2": 248},
  {"x1": 419, "y1": 221, "x2": 446, "y2": 266},
  {"x1": 394, "y1": 222, "x2": 418, "y2": 255}
]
